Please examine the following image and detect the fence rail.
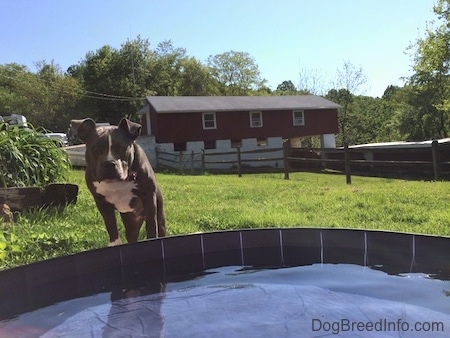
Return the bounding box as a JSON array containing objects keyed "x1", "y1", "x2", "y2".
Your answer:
[
  {"x1": 156, "y1": 140, "x2": 450, "y2": 183},
  {"x1": 156, "y1": 147, "x2": 283, "y2": 176},
  {"x1": 285, "y1": 140, "x2": 449, "y2": 183}
]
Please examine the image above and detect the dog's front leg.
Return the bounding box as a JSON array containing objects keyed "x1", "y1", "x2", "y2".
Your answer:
[
  {"x1": 120, "y1": 212, "x2": 144, "y2": 243},
  {"x1": 94, "y1": 196, "x2": 121, "y2": 246},
  {"x1": 145, "y1": 194, "x2": 159, "y2": 238}
]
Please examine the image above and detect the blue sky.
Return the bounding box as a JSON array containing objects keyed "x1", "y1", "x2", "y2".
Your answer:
[{"x1": 0, "y1": 0, "x2": 438, "y2": 97}]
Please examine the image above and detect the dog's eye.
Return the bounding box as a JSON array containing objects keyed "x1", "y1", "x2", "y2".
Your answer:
[{"x1": 119, "y1": 144, "x2": 130, "y2": 153}]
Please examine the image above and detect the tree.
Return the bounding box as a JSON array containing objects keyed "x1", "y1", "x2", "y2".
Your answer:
[
  {"x1": 147, "y1": 40, "x2": 187, "y2": 96},
  {"x1": 0, "y1": 62, "x2": 81, "y2": 131},
  {"x1": 298, "y1": 68, "x2": 327, "y2": 95},
  {"x1": 332, "y1": 61, "x2": 368, "y2": 143},
  {"x1": 326, "y1": 88, "x2": 401, "y2": 146},
  {"x1": 406, "y1": 0, "x2": 450, "y2": 140},
  {"x1": 0, "y1": 63, "x2": 34, "y2": 114},
  {"x1": 326, "y1": 88, "x2": 353, "y2": 145},
  {"x1": 68, "y1": 38, "x2": 224, "y2": 123},
  {"x1": 275, "y1": 80, "x2": 297, "y2": 95},
  {"x1": 178, "y1": 57, "x2": 219, "y2": 96},
  {"x1": 68, "y1": 37, "x2": 155, "y2": 123},
  {"x1": 207, "y1": 50, "x2": 266, "y2": 95},
  {"x1": 33, "y1": 61, "x2": 82, "y2": 130},
  {"x1": 333, "y1": 60, "x2": 368, "y2": 95},
  {"x1": 112, "y1": 37, "x2": 157, "y2": 111}
]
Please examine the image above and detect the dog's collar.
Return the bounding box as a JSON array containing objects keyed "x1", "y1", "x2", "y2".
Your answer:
[{"x1": 127, "y1": 172, "x2": 137, "y2": 181}]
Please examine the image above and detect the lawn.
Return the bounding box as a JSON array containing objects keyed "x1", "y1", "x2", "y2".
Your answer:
[{"x1": 1, "y1": 169, "x2": 450, "y2": 269}]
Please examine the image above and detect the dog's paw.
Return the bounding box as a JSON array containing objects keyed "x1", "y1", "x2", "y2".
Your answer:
[{"x1": 108, "y1": 238, "x2": 122, "y2": 247}]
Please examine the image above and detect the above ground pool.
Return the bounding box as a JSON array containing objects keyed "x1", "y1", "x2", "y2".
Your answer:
[{"x1": 0, "y1": 228, "x2": 449, "y2": 337}]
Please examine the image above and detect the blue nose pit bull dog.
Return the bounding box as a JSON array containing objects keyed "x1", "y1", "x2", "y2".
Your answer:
[{"x1": 71, "y1": 118, "x2": 166, "y2": 246}]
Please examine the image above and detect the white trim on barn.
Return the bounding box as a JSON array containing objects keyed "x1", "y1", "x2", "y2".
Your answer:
[
  {"x1": 151, "y1": 136, "x2": 285, "y2": 170},
  {"x1": 137, "y1": 104, "x2": 152, "y2": 134},
  {"x1": 292, "y1": 110, "x2": 305, "y2": 126},
  {"x1": 202, "y1": 112, "x2": 217, "y2": 129},
  {"x1": 249, "y1": 111, "x2": 263, "y2": 128}
]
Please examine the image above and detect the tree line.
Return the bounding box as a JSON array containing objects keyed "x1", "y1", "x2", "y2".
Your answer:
[{"x1": 1, "y1": 0, "x2": 450, "y2": 147}]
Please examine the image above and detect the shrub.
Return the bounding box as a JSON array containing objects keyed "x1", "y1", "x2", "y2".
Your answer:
[{"x1": 0, "y1": 123, "x2": 71, "y2": 187}]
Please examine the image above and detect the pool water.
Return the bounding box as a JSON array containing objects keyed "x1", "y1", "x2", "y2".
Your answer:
[{"x1": 1, "y1": 264, "x2": 450, "y2": 337}]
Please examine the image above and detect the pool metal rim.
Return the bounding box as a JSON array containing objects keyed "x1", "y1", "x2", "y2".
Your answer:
[{"x1": 1, "y1": 227, "x2": 449, "y2": 320}]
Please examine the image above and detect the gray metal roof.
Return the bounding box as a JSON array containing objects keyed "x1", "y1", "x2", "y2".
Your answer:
[{"x1": 144, "y1": 95, "x2": 340, "y2": 113}]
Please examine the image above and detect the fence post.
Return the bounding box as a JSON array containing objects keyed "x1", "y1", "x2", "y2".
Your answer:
[
  {"x1": 432, "y1": 140, "x2": 440, "y2": 180},
  {"x1": 190, "y1": 150, "x2": 195, "y2": 174},
  {"x1": 201, "y1": 150, "x2": 205, "y2": 174},
  {"x1": 179, "y1": 151, "x2": 184, "y2": 175},
  {"x1": 237, "y1": 147, "x2": 242, "y2": 177},
  {"x1": 283, "y1": 141, "x2": 290, "y2": 180},
  {"x1": 344, "y1": 142, "x2": 351, "y2": 185}
]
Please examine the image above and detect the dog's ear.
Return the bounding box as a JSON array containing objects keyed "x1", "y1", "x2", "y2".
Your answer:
[
  {"x1": 71, "y1": 118, "x2": 96, "y2": 142},
  {"x1": 118, "y1": 118, "x2": 141, "y2": 140}
]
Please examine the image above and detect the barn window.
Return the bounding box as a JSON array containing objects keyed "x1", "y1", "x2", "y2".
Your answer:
[
  {"x1": 174, "y1": 142, "x2": 187, "y2": 151},
  {"x1": 293, "y1": 110, "x2": 305, "y2": 126},
  {"x1": 204, "y1": 140, "x2": 216, "y2": 149},
  {"x1": 257, "y1": 138, "x2": 267, "y2": 146},
  {"x1": 231, "y1": 139, "x2": 242, "y2": 148},
  {"x1": 250, "y1": 111, "x2": 263, "y2": 128},
  {"x1": 203, "y1": 112, "x2": 217, "y2": 129}
]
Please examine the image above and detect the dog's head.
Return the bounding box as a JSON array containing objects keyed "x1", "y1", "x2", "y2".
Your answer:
[{"x1": 70, "y1": 118, "x2": 141, "y2": 182}]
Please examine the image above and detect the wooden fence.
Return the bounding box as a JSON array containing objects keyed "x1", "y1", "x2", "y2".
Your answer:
[
  {"x1": 156, "y1": 147, "x2": 284, "y2": 177},
  {"x1": 286, "y1": 140, "x2": 450, "y2": 183},
  {"x1": 156, "y1": 140, "x2": 450, "y2": 183}
]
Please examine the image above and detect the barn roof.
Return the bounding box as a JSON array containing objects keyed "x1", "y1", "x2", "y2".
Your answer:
[{"x1": 142, "y1": 95, "x2": 340, "y2": 113}]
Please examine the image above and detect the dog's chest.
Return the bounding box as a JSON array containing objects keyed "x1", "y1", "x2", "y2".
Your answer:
[{"x1": 93, "y1": 180, "x2": 138, "y2": 213}]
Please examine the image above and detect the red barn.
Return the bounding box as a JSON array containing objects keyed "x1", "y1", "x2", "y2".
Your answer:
[{"x1": 138, "y1": 95, "x2": 339, "y2": 151}]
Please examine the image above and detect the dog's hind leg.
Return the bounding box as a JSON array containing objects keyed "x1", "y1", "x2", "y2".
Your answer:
[{"x1": 120, "y1": 212, "x2": 144, "y2": 243}]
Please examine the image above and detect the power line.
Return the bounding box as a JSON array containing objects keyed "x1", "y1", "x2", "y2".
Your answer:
[
  {"x1": 0, "y1": 73, "x2": 145, "y2": 102},
  {"x1": 81, "y1": 90, "x2": 145, "y2": 101}
]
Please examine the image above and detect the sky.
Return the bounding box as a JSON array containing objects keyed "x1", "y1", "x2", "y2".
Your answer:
[{"x1": 0, "y1": 0, "x2": 439, "y2": 98}]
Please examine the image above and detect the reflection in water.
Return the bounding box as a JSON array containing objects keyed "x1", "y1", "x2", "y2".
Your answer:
[
  {"x1": 2, "y1": 264, "x2": 450, "y2": 337},
  {"x1": 103, "y1": 283, "x2": 165, "y2": 337}
]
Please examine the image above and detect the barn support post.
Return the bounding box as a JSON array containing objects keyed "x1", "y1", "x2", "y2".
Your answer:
[
  {"x1": 344, "y1": 142, "x2": 351, "y2": 185},
  {"x1": 283, "y1": 140, "x2": 290, "y2": 180},
  {"x1": 237, "y1": 147, "x2": 242, "y2": 177},
  {"x1": 431, "y1": 140, "x2": 441, "y2": 180}
]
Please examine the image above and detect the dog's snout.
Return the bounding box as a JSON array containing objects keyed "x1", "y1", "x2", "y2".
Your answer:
[
  {"x1": 102, "y1": 160, "x2": 116, "y2": 170},
  {"x1": 101, "y1": 160, "x2": 118, "y2": 177},
  {"x1": 98, "y1": 160, "x2": 124, "y2": 181}
]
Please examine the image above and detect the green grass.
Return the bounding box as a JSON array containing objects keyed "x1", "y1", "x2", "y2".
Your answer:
[
  {"x1": 2, "y1": 170, "x2": 450, "y2": 269},
  {"x1": 161, "y1": 172, "x2": 450, "y2": 236}
]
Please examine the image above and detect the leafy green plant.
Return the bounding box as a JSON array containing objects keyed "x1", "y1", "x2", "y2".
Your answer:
[
  {"x1": 0, "y1": 232, "x2": 21, "y2": 261},
  {"x1": 0, "y1": 123, "x2": 71, "y2": 187}
]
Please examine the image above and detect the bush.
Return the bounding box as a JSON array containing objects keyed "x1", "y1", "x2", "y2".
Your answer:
[{"x1": 0, "y1": 123, "x2": 71, "y2": 187}]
